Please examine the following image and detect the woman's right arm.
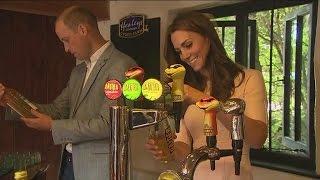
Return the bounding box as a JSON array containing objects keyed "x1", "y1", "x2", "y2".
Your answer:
[
  {"x1": 174, "y1": 141, "x2": 191, "y2": 161},
  {"x1": 184, "y1": 84, "x2": 211, "y2": 104}
]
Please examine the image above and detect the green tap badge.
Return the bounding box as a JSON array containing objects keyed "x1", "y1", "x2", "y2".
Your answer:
[{"x1": 122, "y1": 79, "x2": 142, "y2": 100}]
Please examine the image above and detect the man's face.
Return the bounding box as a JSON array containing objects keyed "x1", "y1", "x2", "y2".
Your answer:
[{"x1": 55, "y1": 20, "x2": 90, "y2": 60}]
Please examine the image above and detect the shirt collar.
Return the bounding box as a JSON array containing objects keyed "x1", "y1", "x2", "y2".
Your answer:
[{"x1": 85, "y1": 41, "x2": 110, "y2": 68}]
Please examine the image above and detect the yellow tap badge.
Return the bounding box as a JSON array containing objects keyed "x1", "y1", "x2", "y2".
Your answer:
[
  {"x1": 122, "y1": 79, "x2": 142, "y2": 100},
  {"x1": 142, "y1": 79, "x2": 163, "y2": 101}
]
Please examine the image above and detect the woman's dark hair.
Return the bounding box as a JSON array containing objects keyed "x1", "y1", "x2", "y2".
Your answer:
[{"x1": 164, "y1": 11, "x2": 244, "y2": 101}]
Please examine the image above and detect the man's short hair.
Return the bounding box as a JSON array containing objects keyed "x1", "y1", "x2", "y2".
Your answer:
[{"x1": 57, "y1": 6, "x2": 98, "y2": 31}]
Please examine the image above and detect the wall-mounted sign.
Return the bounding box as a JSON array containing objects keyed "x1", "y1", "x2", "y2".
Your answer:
[{"x1": 119, "y1": 14, "x2": 149, "y2": 38}]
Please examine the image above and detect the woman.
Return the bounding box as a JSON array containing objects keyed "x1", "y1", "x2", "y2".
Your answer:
[{"x1": 145, "y1": 11, "x2": 267, "y2": 179}]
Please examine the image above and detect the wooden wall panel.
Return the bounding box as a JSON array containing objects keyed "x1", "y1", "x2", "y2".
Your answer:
[
  {"x1": 0, "y1": 9, "x2": 75, "y2": 179},
  {"x1": 0, "y1": 10, "x2": 14, "y2": 154}
]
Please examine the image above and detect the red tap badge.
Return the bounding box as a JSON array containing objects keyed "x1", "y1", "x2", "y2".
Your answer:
[{"x1": 104, "y1": 79, "x2": 122, "y2": 100}]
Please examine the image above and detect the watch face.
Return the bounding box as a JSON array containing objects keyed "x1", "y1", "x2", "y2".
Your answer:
[
  {"x1": 104, "y1": 79, "x2": 122, "y2": 100},
  {"x1": 122, "y1": 79, "x2": 142, "y2": 101},
  {"x1": 141, "y1": 78, "x2": 163, "y2": 101}
]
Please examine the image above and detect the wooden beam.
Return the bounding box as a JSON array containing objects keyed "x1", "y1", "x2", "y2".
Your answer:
[{"x1": 0, "y1": 1, "x2": 109, "y2": 20}]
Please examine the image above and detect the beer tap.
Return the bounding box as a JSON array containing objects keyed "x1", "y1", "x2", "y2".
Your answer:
[
  {"x1": 107, "y1": 66, "x2": 175, "y2": 180},
  {"x1": 164, "y1": 64, "x2": 186, "y2": 132},
  {"x1": 124, "y1": 66, "x2": 145, "y2": 108},
  {"x1": 195, "y1": 97, "x2": 219, "y2": 170},
  {"x1": 158, "y1": 98, "x2": 246, "y2": 180},
  {"x1": 220, "y1": 98, "x2": 245, "y2": 175}
]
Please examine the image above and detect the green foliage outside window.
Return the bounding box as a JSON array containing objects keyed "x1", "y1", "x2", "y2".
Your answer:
[{"x1": 214, "y1": 4, "x2": 310, "y2": 153}]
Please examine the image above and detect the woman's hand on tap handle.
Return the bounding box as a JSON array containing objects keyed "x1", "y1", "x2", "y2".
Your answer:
[
  {"x1": 145, "y1": 139, "x2": 165, "y2": 160},
  {"x1": 144, "y1": 134, "x2": 177, "y2": 160}
]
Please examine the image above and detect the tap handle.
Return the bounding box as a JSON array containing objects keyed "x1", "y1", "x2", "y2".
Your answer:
[
  {"x1": 196, "y1": 97, "x2": 220, "y2": 171},
  {"x1": 232, "y1": 140, "x2": 243, "y2": 175},
  {"x1": 124, "y1": 66, "x2": 145, "y2": 106},
  {"x1": 220, "y1": 98, "x2": 245, "y2": 115},
  {"x1": 220, "y1": 98, "x2": 245, "y2": 141},
  {"x1": 172, "y1": 102, "x2": 182, "y2": 132},
  {"x1": 206, "y1": 136, "x2": 216, "y2": 171},
  {"x1": 196, "y1": 97, "x2": 220, "y2": 137},
  {"x1": 125, "y1": 66, "x2": 145, "y2": 83},
  {"x1": 220, "y1": 98, "x2": 246, "y2": 176},
  {"x1": 165, "y1": 64, "x2": 186, "y2": 133}
]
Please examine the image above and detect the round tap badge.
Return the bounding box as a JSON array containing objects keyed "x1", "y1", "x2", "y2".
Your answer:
[
  {"x1": 122, "y1": 79, "x2": 142, "y2": 100},
  {"x1": 104, "y1": 79, "x2": 122, "y2": 100},
  {"x1": 142, "y1": 78, "x2": 163, "y2": 101},
  {"x1": 158, "y1": 170, "x2": 182, "y2": 180}
]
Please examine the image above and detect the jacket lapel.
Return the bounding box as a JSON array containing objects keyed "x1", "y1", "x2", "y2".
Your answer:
[
  {"x1": 72, "y1": 43, "x2": 115, "y2": 115},
  {"x1": 71, "y1": 64, "x2": 87, "y2": 117}
]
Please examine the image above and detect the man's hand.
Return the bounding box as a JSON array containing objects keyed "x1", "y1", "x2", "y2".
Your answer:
[
  {"x1": 21, "y1": 109, "x2": 53, "y2": 131},
  {"x1": 0, "y1": 83, "x2": 6, "y2": 107}
]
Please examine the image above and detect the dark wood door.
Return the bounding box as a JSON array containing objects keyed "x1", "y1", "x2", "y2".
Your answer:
[{"x1": 0, "y1": 9, "x2": 75, "y2": 180}]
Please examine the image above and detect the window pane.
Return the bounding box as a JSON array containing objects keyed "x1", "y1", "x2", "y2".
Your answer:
[
  {"x1": 224, "y1": 27, "x2": 235, "y2": 61},
  {"x1": 215, "y1": 25, "x2": 235, "y2": 61},
  {"x1": 248, "y1": 4, "x2": 310, "y2": 153},
  {"x1": 216, "y1": 27, "x2": 223, "y2": 42},
  {"x1": 214, "y1": 16, "x2": 236, "y2": 61},
  {"x1": 249, "y1": 9, "x2": 287, "y2": 150},
  {"x1": 301, "y1": 14, "x2": 310, "y2": 144},
  {"x1": 289, "y1": 20, "x2": 297, "y2": 139},
  {"x1": 215, "y1": 16, "x2": 235, "y2": 21}
]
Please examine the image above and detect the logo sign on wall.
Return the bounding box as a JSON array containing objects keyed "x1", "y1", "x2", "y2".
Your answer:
[{"x1": 119, "y1": 14, "x2": 149, "y2": 38}]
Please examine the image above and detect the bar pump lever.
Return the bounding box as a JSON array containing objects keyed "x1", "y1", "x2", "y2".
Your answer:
[
  {"x1": 124, "y1": 66, "x2": 144, "y2": 83},
  {"x1": 220, "y1": 98, "x2": 245, "y2": 175},
  {"x1": 124, "y1": 66, "x2": 145, "y2": 107},
  {"x1": 164, "y1": 64, "x2": 186, "y2": 133},
  {"x1": 196, "y1": 97, "x2": 220, "y2": 171}
]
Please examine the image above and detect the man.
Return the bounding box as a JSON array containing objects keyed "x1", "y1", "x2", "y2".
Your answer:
[{"x1": 0, "y1": 6, "x2": 136, "y2": 180}]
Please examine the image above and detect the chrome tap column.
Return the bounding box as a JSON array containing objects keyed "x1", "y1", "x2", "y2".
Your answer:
[
  {"x1": 110, "y1": 107, "x2": 168, "y2": 180},
  {"x1": 110, "y1": 106, "x2": 130, "y2": 180},
  {"x1": 108, "y1": 66, "x2": 182, "y2": 180}
]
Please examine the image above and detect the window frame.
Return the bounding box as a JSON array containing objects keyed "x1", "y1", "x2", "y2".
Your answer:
[
  {"x1": 199, "y1": 0, "x2": 318, "y2": 177},
  {"x1": 215, "y1": 20, "x2": 257, "y2": 68},
  {"x1": 282, "y1": 6, "x2": 313, "y2": 154}
]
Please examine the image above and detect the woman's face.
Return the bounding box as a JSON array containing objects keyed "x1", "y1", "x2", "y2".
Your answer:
[{"x1": 171, "y1": 30, "x2": 210, "y2": 72}]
